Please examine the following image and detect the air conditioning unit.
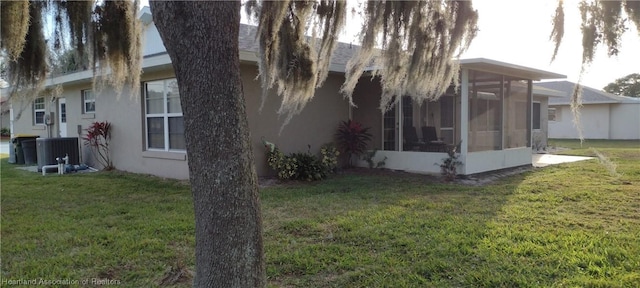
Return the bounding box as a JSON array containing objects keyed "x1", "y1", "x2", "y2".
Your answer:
[{"x1": 36, "y1": 137, "x2": 80, "y2": 172}]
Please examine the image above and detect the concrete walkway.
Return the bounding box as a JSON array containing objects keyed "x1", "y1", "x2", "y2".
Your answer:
[{"x1": 532, "y1": 154, "x2": 594, "y2": 168}]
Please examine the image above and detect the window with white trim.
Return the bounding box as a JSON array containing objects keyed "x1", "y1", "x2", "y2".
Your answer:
[
  {"x1": 144, "y1": 78, "x2": 185, "y2": 151},
  {"x1": 33, "y1": 97, "x2": 45, "y2": 125},
  {"x1": 548, "y1": 108, "x2": 557, "y2": 121},
  {"x1": 82, "y1": 90, "x2": 95, "y2": 113}
]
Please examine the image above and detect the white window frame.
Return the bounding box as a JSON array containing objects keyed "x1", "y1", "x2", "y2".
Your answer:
[
  {"x1": 548, "y1": 107, "x2": 557, "y2": 122},
  {"x1": 33, "y1": 97, "x2": 46, "y2": 125},
  {"x1": 82, "y1": 90, "x2": 95, "y2": 114},
  {"x1": 144, "y1": 78, "x2": 185, "y2": 152}
]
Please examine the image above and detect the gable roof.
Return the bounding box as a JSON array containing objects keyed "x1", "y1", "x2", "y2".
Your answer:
[{"x1": 536, "y1": 80, "x2": 640, "y2": 105}]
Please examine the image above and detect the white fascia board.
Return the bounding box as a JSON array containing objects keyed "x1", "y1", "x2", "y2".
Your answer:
[{"x1": 460, "y1": 58, "x2": 566, "y2": 80}]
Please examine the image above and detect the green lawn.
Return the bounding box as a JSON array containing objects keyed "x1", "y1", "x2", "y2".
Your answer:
[{"x1": 1, "y1": 141, "x2": 639, "y2": 287}]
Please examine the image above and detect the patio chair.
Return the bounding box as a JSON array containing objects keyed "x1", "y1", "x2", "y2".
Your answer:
[
  {"x1": 421, "y1": 126, "x2": 447, "y2": 152},
  {"x1": 403, "y1": 125, "x2": 427, "y2": 151}
]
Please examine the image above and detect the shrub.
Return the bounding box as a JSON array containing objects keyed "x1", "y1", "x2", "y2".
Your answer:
[
  {"x1": 362, "y1": 149, "x2": 387, "y2": 168},
  {"x1": 335, "y1": 120, "x2": 372, "y2": 167},
  {"x1": 320, "y1": 143, "x2": 339, "y2": 173},
  {"x1": 1, "y1": 127, "x2": 9, "y2": 136},
  {"x1": 82, "y1": 121, "x2": 113, "y2": 170},
  {"x1": 265, "y1": 142, "x2": 337, "y2": 181},
  {"x1": 438, "y1": 146, "x2": 462, "y2": 182}
]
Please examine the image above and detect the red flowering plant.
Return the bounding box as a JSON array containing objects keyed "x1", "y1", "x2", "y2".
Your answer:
[
  {"x1": 82, "y1": 121, "x2": 113, "y2": 170},
  {"x1": 335, "y1": 120, "x2": 372, "y2": 167}
]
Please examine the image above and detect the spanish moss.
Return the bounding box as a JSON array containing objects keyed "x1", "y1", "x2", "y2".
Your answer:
[
  {"x1": 248, "y1": 0, "x2": 347, "y2": 126},
  {"x1": 2, "y1": 0, "x2": 142, "y2": 104},
  {"x1": 550, "y1": 0, "x2": 564, "y2": 62},
  {"x1": 1, "y1": 0, "x2": 30, "y2": 61},
  {"x1": 551, "y1": 0, "x2": 639, "y2": 142},
  {"x1": 247, "y1": 0, "x2": 477, "y2": 124}
]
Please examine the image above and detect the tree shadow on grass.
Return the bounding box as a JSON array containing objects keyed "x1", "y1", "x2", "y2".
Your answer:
[{"x1": 261, "y1": 168, "x2": 529, "y2": 287}]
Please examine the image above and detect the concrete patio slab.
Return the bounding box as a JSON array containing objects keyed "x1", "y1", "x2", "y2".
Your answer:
[{"x1": 532, "y1": 154, "x2": 594, "y2": 168}]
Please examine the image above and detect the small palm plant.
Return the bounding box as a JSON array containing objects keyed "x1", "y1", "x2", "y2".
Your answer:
[{"x1": 335, "y1": 120, "x2": 372, "y2": 167}]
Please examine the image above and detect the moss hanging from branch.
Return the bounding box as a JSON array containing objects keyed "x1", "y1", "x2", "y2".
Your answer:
[
  {"x1": 624, "y1": 0, "x2": 640, "y2": 35},
  {"x1": 1, "y1": 0, "x2": 30, "y2": 61},
  {"x1": 550, "y1": 0, "x2": 639, "y2": 143},
  {"x1": 248, "y1": 0, "x2": 477, "y2": 124},
  {"x1": 8, "y1": 1, "x2": 47, "y2": 87},
  {"x1": 3, "y1": 0, "x2": 142, "y2": 103},
  {"x1": 343, "y1": 1, "x2": 478, "y2": 112},
  {"x1": 91, "y1": 0, "x2": 142, "y2": 97},
  {"x1": 550, "y1": 0, "x2": 565, "y2": 62},
  {"x1": 248, "y1": 0, "x2": 347, "y2": 126}
]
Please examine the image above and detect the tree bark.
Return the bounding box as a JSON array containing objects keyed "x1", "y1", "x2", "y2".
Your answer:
[{"x1": 149, "y1": 1, "x2": 265, "y2": 287}]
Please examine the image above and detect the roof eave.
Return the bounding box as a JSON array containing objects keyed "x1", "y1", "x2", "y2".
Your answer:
[{"x1": 460, "y1": 58, "x2": 566, "y2": 81}]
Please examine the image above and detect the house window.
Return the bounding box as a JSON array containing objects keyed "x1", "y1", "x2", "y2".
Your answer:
[
  {"x1": 83, "y1": 90, "x2": 95, "y2": 113},
  {"x1": 33, "y1": 97, "x2": 45, "y2": 125},
  {"x1": 533, "y1": 102, "x2": 541, "y2": 130},
  {"x1": 144, "y1": 78, "x2": 185, "y2": 151},
  {"x1": 548, "y1": 108, "x2": 557, "y2": 121}
]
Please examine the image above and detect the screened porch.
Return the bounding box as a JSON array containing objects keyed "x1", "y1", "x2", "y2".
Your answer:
[{"x1": 351, "y1": 58, "x2": 565, "y2": 175}]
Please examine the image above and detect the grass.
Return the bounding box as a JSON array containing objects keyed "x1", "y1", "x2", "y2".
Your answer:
[{"x1": 1, "y1": 140, "x2": 639, "y2": 287}]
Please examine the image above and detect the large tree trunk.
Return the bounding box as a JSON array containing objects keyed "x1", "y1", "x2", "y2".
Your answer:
[{"x1": 150, "y1": 1, "x2": 265, "y2": 287}]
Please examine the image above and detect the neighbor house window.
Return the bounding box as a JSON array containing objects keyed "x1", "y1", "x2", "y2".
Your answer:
[
  {"x1": 144, "y1": 78, "x2": 185, "y2": 151},
  {"x1": 83, "y1": 90, "x2": 95, "y2": 113},
  {"x1": 533, "y1": 102, "x2": 541, "y2": 130},
  {"x1": 33, "y1": 97, "x2": 45, "y2": 125},
  {"x1": 548, "y1": 108, "x2": 557, "y2": 121}
]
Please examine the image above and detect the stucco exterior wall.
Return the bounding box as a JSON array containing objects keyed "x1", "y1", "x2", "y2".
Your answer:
[
  {"x1": 352, "y1": 77, "x2": 383, "y2": 150},
  {"x1": 10, "y1": 64, "x2": 349, "y2": 178},
  {"x1": 243, "y1": 65, "x2": 350, "y2": 176},
  {"x1": 1, "y1": 111, "x2": 10, "y2": 132},
  {"x1": 10, "y1": 95, "x2": 51, "y2": 138},
  {"x1": 532, "y1": 96, "x2": 549, "y2": 149},
  {"x1": 549, "y1": 104, "x2": 611, "y2": 139},
  {"x1": 609, "y1": 103, "x2": 640, "y2": 140}
]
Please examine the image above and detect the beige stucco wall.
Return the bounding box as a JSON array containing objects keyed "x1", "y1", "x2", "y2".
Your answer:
[
  {"x1": 352, "y1": 77, "x2": 383, "y2": 150},
  {"x1": 10, "y1": 64, "x2": 350, "y2": 179},
  {"x1": 242, "y1": 66, "x2": 350, "y2": 176}
]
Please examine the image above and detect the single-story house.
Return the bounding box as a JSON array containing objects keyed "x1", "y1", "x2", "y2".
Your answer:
[
  {"x1": 535, "y1": 81, "x2": 640, "y2": 140},
  {"x1": 8, "y1": 7, "x2": 565, "y2": 178},
  {"x1": 1, "y1": 96, "x2": 10, "y2": 134}
]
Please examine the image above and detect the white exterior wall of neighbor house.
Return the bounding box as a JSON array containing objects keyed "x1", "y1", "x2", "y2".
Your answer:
[
  {"x1": 548, "y1": 104, "x2": 611, "y2": 139},
  {"x1": 532, "y1": 95, "x2": 549, "y2": 149},
  {"x1": 11, "y1": 94, "x2": 54, "y2": 138},
  {"x1": 609, "y1": 103, "x2": 640, "y2": 140},
  {"x1": 1, "y1": 112, "x2": 9, "y2": 131}
]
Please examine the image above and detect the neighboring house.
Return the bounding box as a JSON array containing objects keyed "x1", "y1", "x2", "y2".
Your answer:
[
  {"x1": 1, "y1": 96, "x2": 9, "y2": 133},
  {"x1": 536, "y1": 81, "x2": 640, "y2": 140},
  {"x1": 10, "y1": 7, "x2": 565, "y2": 178},
  {"x1": 1, "y1": 79, "x2": 10, "y2": 135}
]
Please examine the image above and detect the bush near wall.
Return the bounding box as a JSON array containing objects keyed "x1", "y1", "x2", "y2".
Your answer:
[{"x1": 266, "y1": 143, "x2": 339, "y2": 181}]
